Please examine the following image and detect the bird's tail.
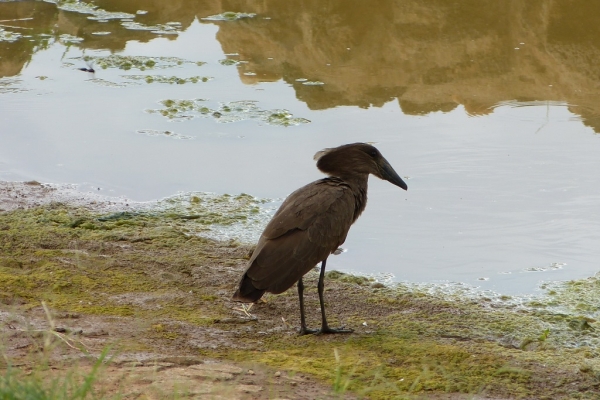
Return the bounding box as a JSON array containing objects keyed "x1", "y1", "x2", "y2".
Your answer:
[{"x1": 232, "y1": 274, "x2": 265, "y2": 303}]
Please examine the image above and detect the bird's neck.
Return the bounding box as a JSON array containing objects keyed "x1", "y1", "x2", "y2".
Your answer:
[{"x1": 338, "y1": 174, "x2": 369, "y2": 222}]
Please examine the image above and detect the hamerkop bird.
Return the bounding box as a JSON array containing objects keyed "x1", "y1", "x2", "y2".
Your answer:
[{"x1": 232, "y1": 143, "x2": 407, "y2": 334}]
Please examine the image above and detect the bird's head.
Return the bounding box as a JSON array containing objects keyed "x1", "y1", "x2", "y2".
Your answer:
[{"x1": 314, "y1": 143, "x2": 408, "y2": 190}]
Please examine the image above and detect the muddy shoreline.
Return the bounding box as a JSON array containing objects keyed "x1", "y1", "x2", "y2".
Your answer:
[
  {"x1": 0, "y1": 181, "x2": 146, "y2": 212},
  {"x1": 1, "y1": 181, "x2": 599, "y2": 399}
]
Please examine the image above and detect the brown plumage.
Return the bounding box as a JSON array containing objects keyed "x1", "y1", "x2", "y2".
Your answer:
[{"x1": 232, "y1": 143, "x2": 407, "y2": 334}]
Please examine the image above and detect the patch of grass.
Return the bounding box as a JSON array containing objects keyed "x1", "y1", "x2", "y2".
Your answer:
[
  {"x1": 0, "y1": 301, "x2": 115, "y2": 399},
  {"x1": 225, "y1": 331, "x2": 537, "y2": 399},
  {"x1": 0, "y1": 350, "x2": 111, "y2": 400}
]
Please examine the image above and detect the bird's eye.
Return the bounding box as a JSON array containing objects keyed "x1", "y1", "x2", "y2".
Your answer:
[{"x1": 370, "y1": 149, "x2": 378, "y2": 158}]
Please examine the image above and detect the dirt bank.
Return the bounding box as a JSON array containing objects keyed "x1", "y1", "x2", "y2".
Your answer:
[{"x1": 1, "y1": 181, "x2": 599, "y2": 399}]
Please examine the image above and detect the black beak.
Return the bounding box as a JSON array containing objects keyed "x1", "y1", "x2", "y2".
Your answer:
[{"x1": 379, "y1": 158, "x2": 408, "y2": 191}]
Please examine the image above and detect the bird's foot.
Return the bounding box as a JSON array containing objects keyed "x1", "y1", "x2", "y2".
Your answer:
[
  {"x1": 298, "y1": 327, "x2": 319, "y2": 336},
  {"x1": 316, "y1": 326, "x2": 354, "y2": 335}
]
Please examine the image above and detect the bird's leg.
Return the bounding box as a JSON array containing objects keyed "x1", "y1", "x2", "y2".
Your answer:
[
  {"x1": 297, "y1": 277, "x2": 317, "y2": 335},
  {"x1": 317, "y1": 259, "x2": 354, "y2": 334}
]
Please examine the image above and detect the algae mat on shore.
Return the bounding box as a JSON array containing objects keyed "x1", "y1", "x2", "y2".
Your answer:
[{"x1": 1, "y1": 189, "x2": 599, "y2": 399}]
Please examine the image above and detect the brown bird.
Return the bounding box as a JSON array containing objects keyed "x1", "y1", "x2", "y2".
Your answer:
[{"x1": 232, "y1": 143, "x2": 407, "y2": 334}]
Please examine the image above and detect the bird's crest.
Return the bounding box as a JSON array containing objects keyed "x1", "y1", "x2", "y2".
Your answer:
[
  {"x1": 314, "y1": 142, "x2": 377, "y2": 162},
  {"x1": 313, "y1": 148, "x2": 333, "y2": 161}
]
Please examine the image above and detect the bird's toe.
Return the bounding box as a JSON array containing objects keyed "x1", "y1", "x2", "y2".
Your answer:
[
  {"x1": 316, "y1": 326, "x2": 354, "y2": 335},
  {"x1": 298, "y1": 327, "x2": 319, "y2": 336}
]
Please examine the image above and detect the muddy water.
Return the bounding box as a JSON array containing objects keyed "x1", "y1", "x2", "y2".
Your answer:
[{"x1": 2, "y1": 1, "x2": 600, "y2": 294}]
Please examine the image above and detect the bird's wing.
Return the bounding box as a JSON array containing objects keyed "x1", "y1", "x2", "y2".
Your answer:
[
  {"x1": 244, "y1": 179, "x2": 356, "y2": 294},
  {"x1": 262, "y1": 179, "x2": 348, "y2": 240}
]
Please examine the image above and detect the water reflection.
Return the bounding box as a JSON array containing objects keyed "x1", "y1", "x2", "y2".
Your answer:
[
  {"x1": 2, "y1": 0, "x2": 600, "y2": 130},
  {"x1": 213, "y1": 0, "x2": 600, "y2": 131},
  {"x1": 1, "y1": 0, "x2": 600, "y2": 293}
]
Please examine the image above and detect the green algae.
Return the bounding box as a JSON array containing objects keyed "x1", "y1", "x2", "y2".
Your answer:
[
  {"x1": 45, "y1": 0, "x2": 135, "y2": 20},
  {"x1": 201, "y1": 12, "x2": 257, "y2": 22},
  {"x1": 154, "y1": 191, "x2": 267, "y2": 231},
  {"x1": 58, "y1": 34, "x2": 84, "y2": 44},
  {"x1": 87, "y1": 78, "x2": 135, "y2": 88},
  {"x1": 219, "y1": 58, "x2": 246, "y2": 66},
  {"x1": 125, "y1": 75, "x2": 211, "y2": 85},
  {"x1": 146, "y1": 99, "x2": 311, "y2": 127},
  {"x1": 0, "y1": 200, "x2": 248, "y2": 324},
  {"x1": 120, "y1": 21, "x2": 181, "y2": 35},
  {"x1": 82, "y1": 55, "x2": 202, "y2": 71},
  {"x1": 327, "y1": 270, "x2": 373, "y2": 285},
  {"x1": 46, "y1": 0, "x2": 182, "y2": 35},
  {"x1": 540, "y1": 276, "x2": 600, "y2": 319},
  {"x1": 302, "y1": 81, "x2": 325, "y2": 86},
  {"x1": 0, "y1": 28, "x2": 22, "y2": 43},
  {"x1": 135, "y1": 129, "x2": 193, "y2": 140}
]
